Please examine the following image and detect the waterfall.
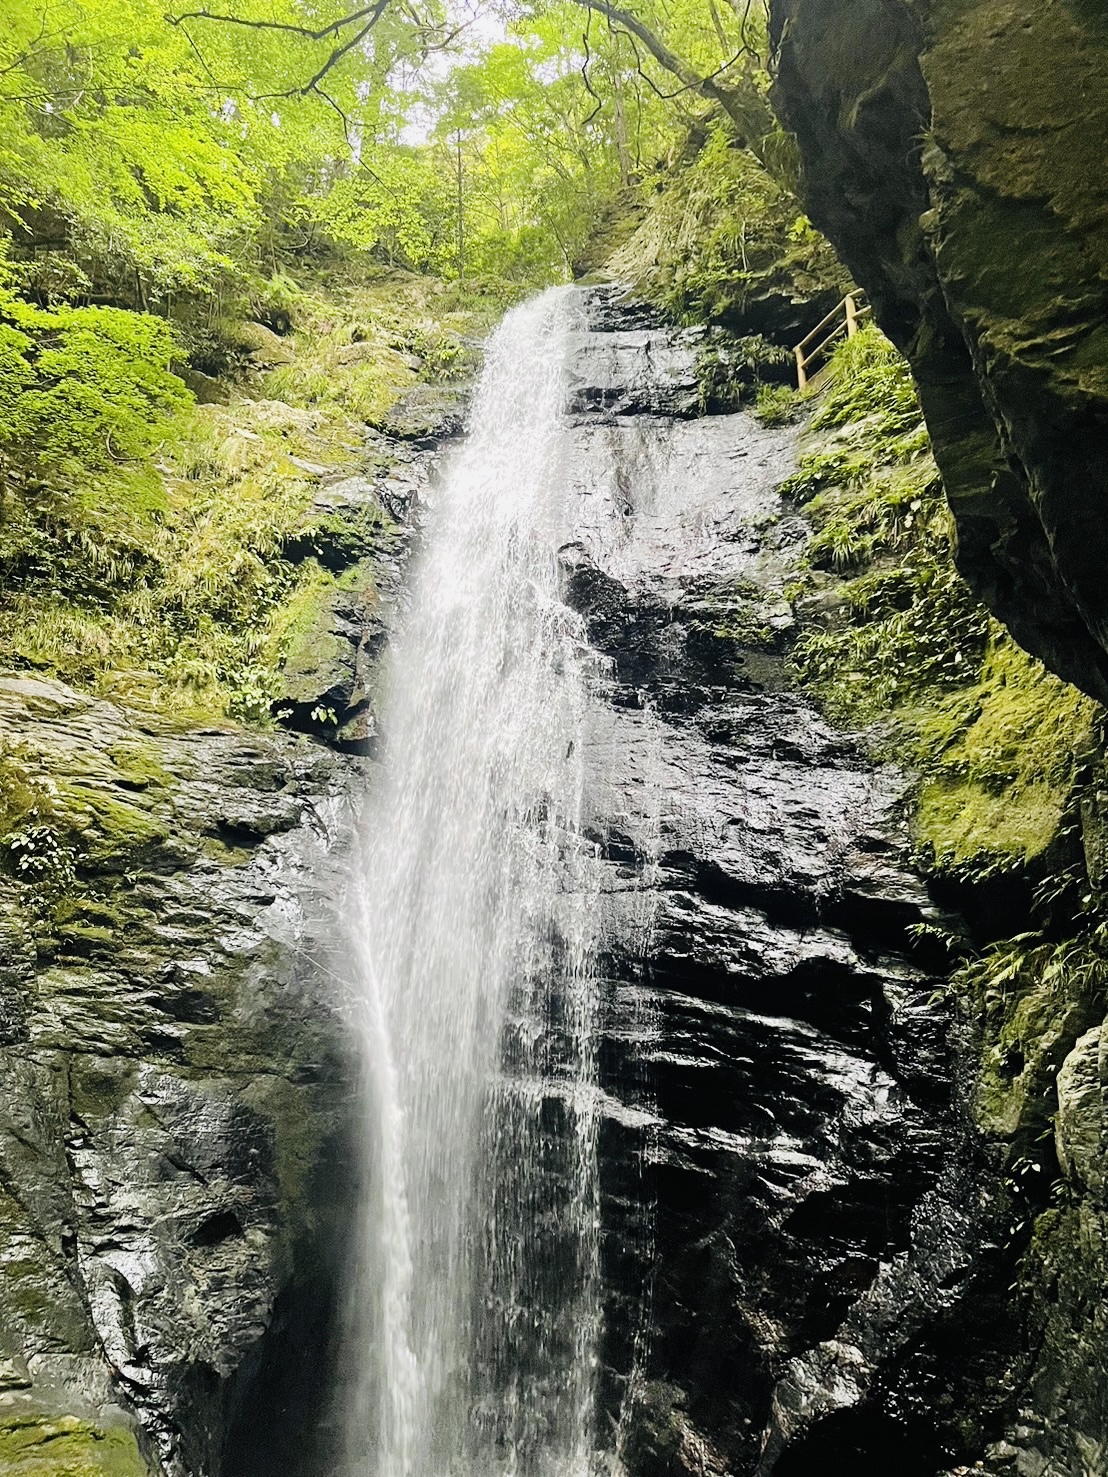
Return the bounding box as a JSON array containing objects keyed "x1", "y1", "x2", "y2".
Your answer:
[{"x1": 344, "y1": 288, "x2": 609, "y2": 1477}]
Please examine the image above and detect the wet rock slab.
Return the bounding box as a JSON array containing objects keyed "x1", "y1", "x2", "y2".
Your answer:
[
  {"x1": 0, "y1": 675, "x2": 364, "y2": 1476},
  {"x1": 565, "y1": 287, "x2": 1002, "y2": 1476}
]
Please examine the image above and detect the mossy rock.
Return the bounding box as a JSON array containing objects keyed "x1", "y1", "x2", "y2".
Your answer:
[
  {"x1": 914, "y1": 776, "x2": 1065, "y2": 872},
  {"x1": 972, "y1": 947, "x2": 1103, "y2": 1144},
  {"x1": 106, "y1": 744, "x2": 175, "y2": 794},
  {"x1": 68, "y1": 1057, "x2": 140, "y2": 1125},
  {"x1": 51, "y1": 784, "x2": 171, "y2": 870},
  {"x1": 0, "y1": 1415, "x2": 148, "y2": 1476}
]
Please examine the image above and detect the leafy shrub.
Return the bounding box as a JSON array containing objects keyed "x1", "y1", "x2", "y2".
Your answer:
[
  {"x1": 0, "y1": 284, "x2": 187, "y2": 467},
  {"x1": 610, "y1": 120, "x2": 847, "y2": 324}
]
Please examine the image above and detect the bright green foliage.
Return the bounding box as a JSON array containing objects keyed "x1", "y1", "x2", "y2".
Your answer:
[
  {"x1": 0, "y1": 0, "x2": 839, "y2": 740},
  {"x1": 317, "y1": 151, "x2": 455, "y2": 270},
  {"x1": 0, "y1": 0, "x2": 438, "y2": 304},
  {"x1": 0, "y1": 266, "x2": 503, "y2": 723},
  {"x1": 753, "y1": 382, "x2": 802, "y2": 426},
  {"x1": 913, "y1": 639, "x2": 1094, "y2": 874},
  {"x1": 0, "y1": 282, "x2": 187, "y2": 466},
  {"x1": 954, "y1": 924, "x2": 1108, "y2": 1146},
  {"x1": 790, "y1": 329, "x2": 989, "y2": 718},
  {"x1": 425, "y1": 21, "x2": 634, "y2": 281}
]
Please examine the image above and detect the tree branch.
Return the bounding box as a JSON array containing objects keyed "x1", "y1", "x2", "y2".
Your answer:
[
  {"x1": 580, "y1": 11, "x2": 604, "y2": 128},
  {"x1": 169, "y1": 0, "x2": 392, "y2": 100},
  {"x1": 299, "y1": 4, "x2": 389, "y2": 96},
  {"x1": 166, "y1": 2, "x2": 387, "y2": 44},
  {"x1": 569, "y1": 0, "x2": 779, "y2": 170}
]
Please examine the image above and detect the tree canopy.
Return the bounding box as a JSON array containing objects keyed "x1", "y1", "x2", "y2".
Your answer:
[{"x1": 0, "y1": 0, "x2": 789, "y2": 300}]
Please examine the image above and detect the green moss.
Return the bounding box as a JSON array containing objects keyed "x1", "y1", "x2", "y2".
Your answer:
[
  {"x1": 54, "y1": 896, "x2": 124, "y2": 931},
  {"x1": 0, "y1": 746, "x2": 50, "y2": 837},
  {"x1": 0, "y1": 1415, "x2": 149, "y2": 1477},
  {"x1": 916, "y1": 778, "x2": 1063, "y2": 871},
  {"x1": 696, "y1": 338, "x2": 792, "y2": 413},
  {"x1": 912, "y1": 639, "x2": 1094, "y2": 873},
  {"x1": 789, "y1": 326, "x2": 1095, "y2": 878},
  {"x1": 241, "y1": 1074, "x2": 319, "y2": 1228},
  {"x1": 959, "y1": 932, "x2": 1108, "y2": 1143},
  {"x1": 51, "y1": 784, "x2": 169, "y2": 868},
  {"x1": 0, "y1": 262, "x2": 458, "y2": 727},
  {"x1": 106, "y1": 743, "x2": 174, "y2": 793},
  {"x1": 753, "y1": 382, "x2": 803, "y2": 426},
  {"x1": 68, "y1": 1058, "x2": 139, "y2": 1124},
  {"x1": 609, "y1": 119, "x2": 846, "y2": 324},
  {"x1": 299, "y1": 503, "x2": 394, "y2": 572},
  {"x1": 709, "y1": 611, "x2": 776, "y2": 649}
]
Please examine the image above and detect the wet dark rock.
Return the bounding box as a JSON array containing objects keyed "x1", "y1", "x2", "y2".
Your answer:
[
  {"x1": 0, "y1": 287, "x2": 1030, "y2": 1476},
  {"x1": 565, "y1": 286, "x2": 1011, "y2": 1476},
  {"x1": 571, "y1": 288, "x2": 792, "y2": 421},
  {"x1": 0, "y1": 674, "x2": 366, "y2": 1476},
  {"x1": 567, "y1": 324, "x2": 703, "y2": 420},
  {"x1": 0, "y1": 356, "x2": 476, "y2": 1470},
  {"x1": 273, "y1": 427, "x2": 451, "y2": 749},
  {"x1": 275, "y1": 565, "x2": 387, "y2": 752}
]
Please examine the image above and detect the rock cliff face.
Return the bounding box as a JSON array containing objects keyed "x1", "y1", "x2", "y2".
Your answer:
[
  {"x1": 768, "y1": 10, "x2": 1108, "y2": 1472},
  {"x1": 563, "y1": 290, "x2": 1014, "y2": 1475},
  {"x1": 0, "y1": 289, "x2": 1053, "y2": 1476},
  {"x1": 769, "y1": 0, "x2": 1108, "y2": 703},
  {"x1": 0, "y1": 406, "x2": 455, "y2": 1475},
  {"x1": 0, "y1": 677, "x2": 358, "y2": 1477}
]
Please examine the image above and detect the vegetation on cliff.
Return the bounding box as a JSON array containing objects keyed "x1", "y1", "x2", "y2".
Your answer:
[
  {"x1": 0, "y1": 0, "x2": 817, "y2": 736},
  {"x1": 783, "y1": 325, "x2": 1096, "y2": 880},
  {"x1": 780, "y1": 321, "x2": 1108, "y2": 1383}
]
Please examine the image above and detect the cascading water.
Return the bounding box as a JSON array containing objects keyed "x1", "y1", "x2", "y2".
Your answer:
[{"x1": 344, "y1": 288, "x2": 611, "y2": 1477}]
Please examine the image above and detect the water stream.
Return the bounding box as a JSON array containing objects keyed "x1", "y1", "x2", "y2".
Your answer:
[{"x1": 344, "y1": 288, "x2": 612, "y2": 1477}]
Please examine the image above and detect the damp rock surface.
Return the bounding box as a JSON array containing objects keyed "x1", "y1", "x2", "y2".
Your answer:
[
  {"x1": 767, "y1": 9, "x2": 1108, "y2": 1469},
  {"x1": 567, "y1": 286, "x2": 1014, "y2": 1477},
  {"x1": 0, "y1": 674, "x2": 364, "y2": 1476},
  {"x1": 0, "y1": 287, "x2": 1022, "y2": 1476}
]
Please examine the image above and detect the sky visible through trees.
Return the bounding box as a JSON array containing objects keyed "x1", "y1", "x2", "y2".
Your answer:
[{"x1": 0, "y1": 0, "x2": 782, "y2": 298}]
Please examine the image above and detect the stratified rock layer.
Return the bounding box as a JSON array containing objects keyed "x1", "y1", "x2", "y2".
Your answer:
[
  {"x1": 770, "y1": 0, "x2": 1108, "y2": 703},
  {"x1": 0, "y1": 675, "x2": 359, "y2": 1477},
  {"x1": 565, "y1": 289, "x2": 1013, "y2": 1476}
]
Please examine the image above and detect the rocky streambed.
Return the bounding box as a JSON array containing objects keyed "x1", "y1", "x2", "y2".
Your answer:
[{"x1": 0, "y1": 289, "x2": 1021, "y2": 1475}]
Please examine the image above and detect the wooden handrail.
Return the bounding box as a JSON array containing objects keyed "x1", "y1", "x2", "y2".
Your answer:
[
  {"x1": 797, "y1": 299, "x2": 851, "y2": 356},
  {"x1": 794, "y1": 292, "x2": 871, "y2": 389}
]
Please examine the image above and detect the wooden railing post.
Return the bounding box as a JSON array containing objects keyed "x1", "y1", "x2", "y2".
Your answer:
[
  {"x1": 845, "y1": 292, "x2": 858, "y2": 338},
  {"x1": 795, "y1": 344, "x2": 808, "y2": 390}
]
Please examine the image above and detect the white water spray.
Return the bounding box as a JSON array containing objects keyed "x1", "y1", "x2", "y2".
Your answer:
[{"x1": 345, "y1": 288, "x2": 609, "y2": 1477}]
